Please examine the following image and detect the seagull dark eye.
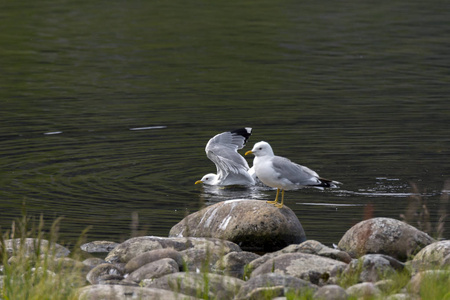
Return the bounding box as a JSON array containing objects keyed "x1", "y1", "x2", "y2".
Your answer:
[
  {"x1": 259, "y1": 147, "x2": 262, "y2": 150},
  {"x1": 205, "y1": 178, "x2": 209, "y2": 180}
]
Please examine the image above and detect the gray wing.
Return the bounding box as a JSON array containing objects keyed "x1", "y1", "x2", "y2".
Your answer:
[
  {"x1": 207, "y1": 145, "x2": 250, "y2": 177},
  {"x1": 205, "y1": 129, "x2": 249, "y2": 152},
  {"x1": 205, "y1": 130, "x2": 251, "y2": 178},
  {"x1": 271, "y1": 156, "x2": 321, "y2": 186}
]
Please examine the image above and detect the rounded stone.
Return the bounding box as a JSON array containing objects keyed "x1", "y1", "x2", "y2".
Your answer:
[
  {"x1": 169, "y1": 199, "x2": 306, "y2": 252},
  {"x1": 3, "y1": 238, "x2": 70, "y2": 258},
  {"x1": 235, "y1": 273, "x2": 317, "y2": 300},
  {"x1": 412, "y1": 240, "x2": 450, "y2": 268},
  {"x1": 82, "y1": 257, "x2": 106, "y2": 269},
  {"x1": 313, "y1": 285, "x2": 348, "y2": 300},
  {"x1": 346, "y1": 282, "x2": 381, "y2": 299},
  {"x1": 126, "y1": 258, "x2": 179, "y2": 283},
  {"x1": 250, "y1": 253, "x2": 347, "y2": 285},
  {"x1": 213, "y1": 251, "x2": 261, "y2": 279},
  {"x1": 338, "y1": 217, "x2": 435, "y2": 261},
  {"x1": 80, "y1": 241, "x2": 119, "y2": 253},
  {"x1": 342, "y1": 254, "x2": 406, "y2": 283},
  {"x1": 86, "y1": 263, "x2": 124, "y2": 284},
  {"x1": 105, "y1": 236, "x2": 240, "y2": 263},
  {"x1": 144, "y1": 272, "x2": 244, "y2": 299},
  {"x1": 278, "y1": 240, "x2": 352, "y2": 263},
  {"x1": 77, "y1": 285, "x2": 200, "y2": 300},
  {"x1": 124, "y1": 248, "x2": 183, "y2": 273}
]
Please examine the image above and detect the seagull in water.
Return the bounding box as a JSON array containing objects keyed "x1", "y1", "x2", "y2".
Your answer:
[
  {"x1": 245, "y1": 141, "x2": 341, "y2": 208},
  {"x1": 195, "y1": 128, "x2": 256, "y2": 186}
]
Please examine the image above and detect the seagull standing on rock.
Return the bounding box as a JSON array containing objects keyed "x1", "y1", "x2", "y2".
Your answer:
[
  {"x1": 195, "y1": 128, "x2": 256, "y2": 186},
  {"x1": 245, "y1": 141, "x2": 341, "y2": 208}
]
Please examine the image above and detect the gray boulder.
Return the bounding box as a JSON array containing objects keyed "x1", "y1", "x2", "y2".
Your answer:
[
  {"x1": 251, "y1": 253, "x2": 347, "y2": 285},
  {"x1": 213, "y1": 251, "x2": 260, "y2": 279},
  {"x1": 125, "y1": 258, "x2": 179, "y2": 283},
  {"x1": 124, "y1": 248, "x2": 183, "y2": 273},
  {"x1": 48, "y1": 257, "x2": 91, "y2": 277},
  {"x1": 179, "y1": 248, "x2": 215, "y2": 272},
  {"x1": 342, "y1": 254, "x2": 406, "y2": 283},
  {"x1": 247, "y1": 240, "x2": 351, "y2": 273},
  {"x1": 374, "y1": 279, "x2": 397, "y2": 293},
  {"x1": 280, "y1": 240, "x2": 352, "y2": 263},
  {"x1": 80, "y1": 241, "x2": 119, "y2": 254},
  {"x1": 82, "y1": 257, "x2": 106, "y2": 269},
  {"x1": 77, "y1": 285, "x2": 200, "y2": 300},
  {"x1": 143, "y1": 272, "x2": 244, "y2": 300},
  {"x1": 313, "y1": 284, "x2": 348, "y2": 300},
  {"x1": 411, "y1": 240, "x2": 450, "y2": 269},
  {"x1": 86, "y1": 263, "x2": 124, "y2": 285},
  {"x1": 346, "y1": 282, "x2": 381, "y2": 299},
  {"x1": 177, "y1": 239, "x2": 244, "y2": 272},
  {"x1": 105, "y1": 236, "x2": 240, "y2": 263},
  {"x1": 169, "y1": 199, "x2": 306, "y2": 252},
  {"x1": 180, "y1": 247, "x2": 240, "y2": 273},
  {"x1": 247, "y1": 253, "x2": 277, "y2": 272},
  {"x1": 338, "y1": 217, "x2": 435, "y2": 261},
  {"x1": 235, "y1": 273, "x2": 317, "y2": 300},
  {"x1": 236, "y1": 286, "x2": 284, "y2": 300},
  {"x1": 3, "y1": 238, "x2": 70, "y2": 258}
]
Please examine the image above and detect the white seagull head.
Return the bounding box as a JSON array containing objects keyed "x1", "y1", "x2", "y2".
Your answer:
[
  {"x1": 245, "y1": 141, "x2": 274, "y2": 157},
  {"x1": 195, "y1": 173, "x2": 220, "y2": 185}
]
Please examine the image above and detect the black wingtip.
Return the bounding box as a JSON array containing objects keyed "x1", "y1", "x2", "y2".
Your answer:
[
  {"x1": 231, "y1": 127, "x2": 252, "y2": 143},
  {"x1": 316, "y1": 178, "x2": 341, "y2": 188}
]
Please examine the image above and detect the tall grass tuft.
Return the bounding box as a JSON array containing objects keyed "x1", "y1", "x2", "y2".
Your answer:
[
  {"x1": 1, "y1": 210, "x2": 88, "y2": 300},
  {"x1": 415, "y1": 269, "x2": 450, "y2": 299},
  {"x1": 400, "y1": 180, "x2": 448, "y2": 240}
]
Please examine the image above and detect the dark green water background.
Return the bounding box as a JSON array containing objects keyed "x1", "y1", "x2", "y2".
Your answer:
[{"x1": 1, "y1": 0, "x2": 449, "y2": 247}]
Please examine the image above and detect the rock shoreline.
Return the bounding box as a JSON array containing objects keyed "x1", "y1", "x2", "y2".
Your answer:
[{"x1": 1, "y1": 199, "x2": 449, "y2": 300}]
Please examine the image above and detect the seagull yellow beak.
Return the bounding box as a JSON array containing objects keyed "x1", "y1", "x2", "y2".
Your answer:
[
  {"x1": 245, "y1": 150, "x2": 253, "y2": 156},
  {"x1": 195, "y1": 180, "x2": 203, "y2": 185}
]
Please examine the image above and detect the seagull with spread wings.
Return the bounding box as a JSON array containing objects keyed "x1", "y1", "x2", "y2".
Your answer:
[{"x1": 195, "y1": 128, "x2": 256, "y2": 186}]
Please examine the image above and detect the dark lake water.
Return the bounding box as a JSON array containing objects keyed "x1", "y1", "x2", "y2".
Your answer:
[{"x1": 1, "y1": 0, "x2": 449, "y2": 248}]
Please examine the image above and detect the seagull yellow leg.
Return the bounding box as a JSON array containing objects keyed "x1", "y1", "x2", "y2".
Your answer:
[
  {"x1": 267, "y1": 188, "x2": 279, "y2": 204},
  {"x1": 274, "y1": 190, "x2": 285, "y2": 208}
]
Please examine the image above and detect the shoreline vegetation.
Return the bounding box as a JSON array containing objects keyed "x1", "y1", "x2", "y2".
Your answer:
[{"x1": 1, "y1": 183, "x2": 448, "y2": 300}]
